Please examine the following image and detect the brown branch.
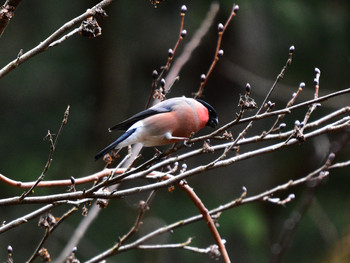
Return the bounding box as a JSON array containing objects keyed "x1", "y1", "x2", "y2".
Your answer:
[
  {"x1": 85, "y1": 170, "x2": 230, "y2": 263},
  {"x1": 300, "y1": 68, "x2": 321, "y2": 134},
  {"x1": 85, "y1": 191, "x2": 157, "y2": 262},
  {"x1": 137, "y1": 237, "x2": 192, "y2": 250},
  {"x1": 0, "y1": 0, "x2": 22, "y2": 37},
  {"x1": 190, "y1": 87, "x2": 350, "y2": 143},
  {"x1": 263, "y1": 82, "x2": 304, "y2": 136},
  {"x1": 163, "y1": 2, "x2": 220, "y2": 93},
  {"x1": 0, "y1": 199, "x2": 88, "y2": 234},
  {"x1": 256, "y1": 45, "x2": 295, "y2": 115},
  {"x1": 91, "y1": 155, "x2": 340, "y2": 261},
  {"x1": 0, "y1": 167, "x2": 159, "y2": 189},
  {"x1": 222, "y1": 46, "x2": 295, "y2": 150},
  {"x1": 0, "y1": 169, "x2": 113, "y2": 189},
  {"x1": 145, "y1": 4, "x2": 187, "y2": 108},
  {"x1": 119, "y1": 191, "x2": 156, "y2": 243},
  {"x1": 194, "y1": 4, "x2": 239, "y2": 98},
  {"x1": 270, "y1": 153, "x2": 334, "y2": 263},
  {"x1": 1, "y1": 107, "x2": 348, "y2": 193},
  {"x1": 200, "y1": 46, "x2": 295, "y2": 163},
  {"x1": 180, "y1": 181, "x2": 231, "y2": 263},
  {"x1": 0, "y1": 0, "x2": 113, "y2": 80},
  {"x1": 0, "y1": 116, "x2": 347, "y2": 207},
  {"x1": 53, "y1": 198, "x2": 110, "y2": 263},
  {"x1": 0, "y1": 203, "x2": 59, "y2": 234},
  {"x1": 26, "y1": 206, "x2": 79, "y2": 263},
  {"x1": 20, "y1": 106, "x2": 70, "y2": 200}
]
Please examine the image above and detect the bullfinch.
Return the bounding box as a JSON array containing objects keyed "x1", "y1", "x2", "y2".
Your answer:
[{"x1": 95, "y1": 97, "x2": 218, "y2": 160}]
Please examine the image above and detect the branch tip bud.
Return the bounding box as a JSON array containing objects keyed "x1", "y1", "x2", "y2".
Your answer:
[
  {"x1": 289, "y1": 45, "x2": 295, "y2": 53},
  {"x1": 160, "y1": 78, "x2": 166, "y2": 87},
  {"x1": 218, "y1": 23, "x2": 224, "y2": 32},
  {"x1": 168, "y1": 48, "x2": 174, "y2": 58},
  {"x1": 152, "y1": 70, "x2": 158, "y2": 79},
  {"x1": 245, "y1": 83, "x2": 251, "y2": 93},
  {"x1": 217, "y1": 49, "x2": 224, "y2": 57}
]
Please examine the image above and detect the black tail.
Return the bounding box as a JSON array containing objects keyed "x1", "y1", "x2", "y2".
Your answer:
[{"x1": 94, "y1": 128, "x2": 136, "y2": 160}]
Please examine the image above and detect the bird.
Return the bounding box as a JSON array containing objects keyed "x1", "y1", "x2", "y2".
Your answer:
[{"x1": 95, "y1": 97, "x2": 218, "y2": 160}]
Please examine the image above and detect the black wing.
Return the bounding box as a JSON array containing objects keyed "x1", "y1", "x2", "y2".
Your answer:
[
  {"x1": 94, "y1": 128, "x2": 137, "y2": 160},
  {"x1": 109, "y1": 108, "x2": 172, "y2": 131}
]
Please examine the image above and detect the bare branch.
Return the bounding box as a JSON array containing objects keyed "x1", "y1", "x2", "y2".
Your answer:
[
  {"x1": 84, "y1": 191, "x2": 157, "y2": 262},
  {"x1": 180, "y1": 180, "x2": 230, "y2": 262},
  {"x1": 26, "y1": 206, "x2": 79, "y2": 263},
  {"x1": 20, "y1": 106, "x2": 70, "y2": 200},
  {"x1": 0, "y1": 0, "x2": 22, "y2": 37},
  {"x1": 190, "y1": 88, "x2": 350, "y2": 143},
  {"x1": 195, "y1": 4, "x2": 239, "y2": 98},
  {"x1": 0, "y1": 0, "x2": 113, "y2": 80},
  {"x1": 84, "y1": 154, "x2": 339, "y2": 262},
  {"x1": 137, "y1": 237, "x2": 192, "y2": 250},
  {"x1": 164, "y1": 2, "x2": 220, "y2": 93}
]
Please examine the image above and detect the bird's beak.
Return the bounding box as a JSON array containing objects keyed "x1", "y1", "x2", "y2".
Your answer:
[{"x1": 209, "y1": 117, "x2": 218, "y2": 128}]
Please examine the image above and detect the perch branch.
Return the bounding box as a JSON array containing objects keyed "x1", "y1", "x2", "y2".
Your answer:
[
  {"x1": 0, "y1": 115, "x2": 348, "y2": 207},
  {"x1": 87, "y1": 154, "x2": 339, "y2": 261}
]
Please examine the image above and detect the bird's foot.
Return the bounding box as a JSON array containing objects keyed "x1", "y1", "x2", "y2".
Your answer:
[{"x1": 184, "y1": 139, "x2": 193, "y2": 147}]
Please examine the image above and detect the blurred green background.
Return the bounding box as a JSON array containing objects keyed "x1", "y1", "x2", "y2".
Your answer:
[{"x1": 0, "y1": 0, "x2": 349, "y2": 262}]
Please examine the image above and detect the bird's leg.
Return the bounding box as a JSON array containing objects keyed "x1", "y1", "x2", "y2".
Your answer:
[
  {"x1": 165, "y1": 132, "x2": 188, "y2": 141},
  {"x1": 183, "y1": 132, "x2": 195, "y2": 147},
  {"x1": 183, "y1": 140, "x2": 194, "y2": 147}
]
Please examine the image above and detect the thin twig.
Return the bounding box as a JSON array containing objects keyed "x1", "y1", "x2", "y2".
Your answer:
[
  {"x1": 84, "y1": 191, "x2": 156, "y2": 262},
  {"x1": 164, "y1": 2, "x2": 220, "y2": 93},
  {"x1": 0, "y1": 199, "x2": 89, "y2": 234},
  {"x1": 19, "y1": 106, "x2": 70, "y2": 200},
  {"x1": 137, "y1": 237, "x2": 192, "y2": 250},
  {"x1": 0, "y1": 107, "x2": 348, "y2": 192},
  {"x1": 180, "y1": 181, "x2": 230, "y2": 262},
  {"x1": 26, "y1": 206, "x2": 79, "y2": 263},
  {"x1": 0, "y1": 0, "x2": 113, "y2": 80},
  {"x1": 0, "y1": 203, "x2": 59, "y2": 234},
  {"x1": 195, "y1": 4, "x2": 239, "y2": 98},
  {"x1": 145, "y1": 4, "x2": 187, "y2": 108},
  {"x1": 0, "y1": 117, "x2": 348, "y2": 207},
  {"x1": 300, "y1": 68, "x2": 321, "y2": 134},
  {"x1": 48, "y1": 27, "x2": 82, "y2": 48},
  {"x1": 0, "y1": 0, "x2": 22, "y2": 37},
  {"x1": 190, "y1": 87, "x2": 350, "y2": 143},
  {"x1": 270, "y1": 153, "x2": 334, "y2": 263},
  {"x1": 263, "y1": 82, "x2": 304, "y2": 136},
  {"x1": 88, "y1": 156, "x2": 338, "y2": 260},
  {"x1": 215, "y1": 46, "x2": 295, "y2": 156}
]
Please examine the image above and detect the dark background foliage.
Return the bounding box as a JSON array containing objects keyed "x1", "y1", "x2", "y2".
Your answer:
[{"x1": 0, "y1": 0, "x2": 349, "y2": 262}]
